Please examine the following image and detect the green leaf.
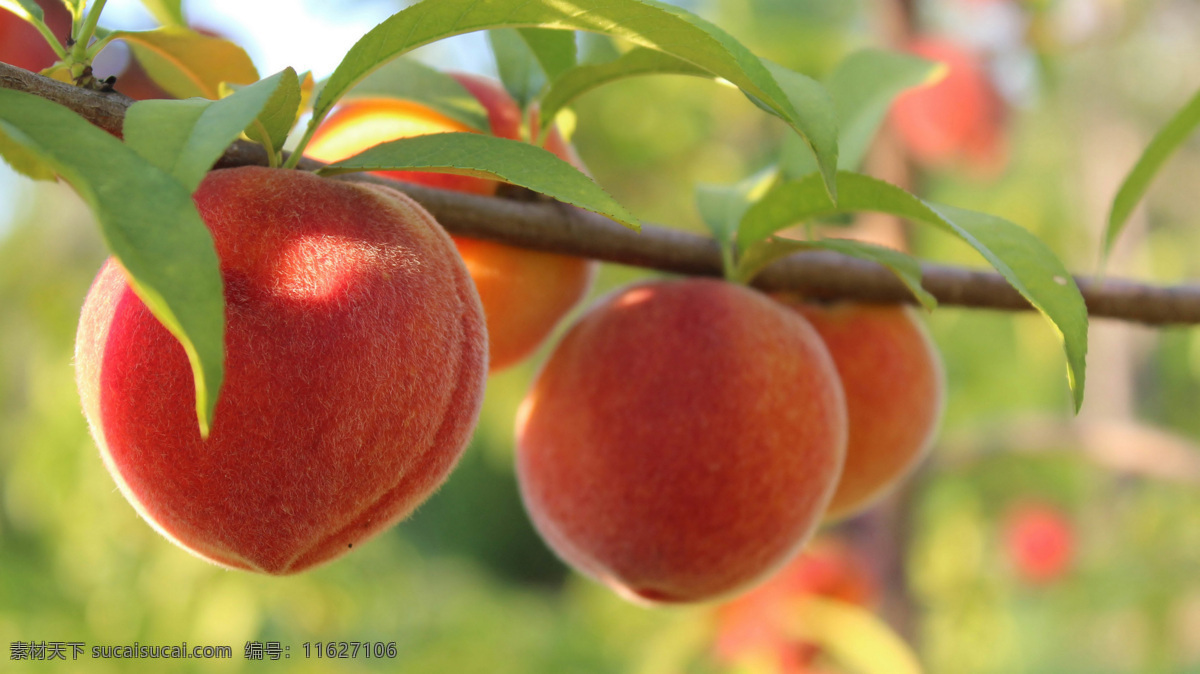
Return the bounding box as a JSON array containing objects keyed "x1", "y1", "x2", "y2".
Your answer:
[
  {"x1": 695, "y1": 167, "x2": 777, "y2": 245},
  {"x1": 737, "y1": 237, "x2": 937, "y2": 310},
  {"x1": 489, "y1": 28, "x2": 548, "y2": 110},
  {"x1": 317, "y1": 132, "x2": 641, "y2": 231},
  {"x1": 124, "y1": 69, "x2": 294, "y2": 191},
  {"x1": 756, "y1": 60, "x2": 839, "y2": 192},
  {"x1": 139, "y1": 0, "x2": 185, "y2": 26},
  {"x1": 238, "y1": 68, "x2": 302, "y2": 162},
  {"x1": 299, "y1": 0, "x2": 839, "y2": 198},
  {"x1": 779, "y1": 49, "x2": 938, "y2": 179},
  {"x1": 0, "y1": 126, "x2": 56, "y2": 180},
  {"x1": 539, "y1": 47, "x2": 708, "y2": 136},
  {"x1": 112, "y1": 27, "x2": 260, "y2": 99},
  {"x1": 826, "y1": 48, "x2": 941, "y2": 171},
  {"x1": 0, "y1": 0, "x2": 44, "y2": 22},
  {"x1": 1105, "y1": 87, "x2": 1200, "y2": 261},
  {"x1": 0, "y1": 88, "x2": 224, "y2": 435},
  {"x1": 578, "y1": 32, "x2": 622, "y2": 65},
  {"x1": 519, "y1": 28, "x2": 577, "y2": 80},
  {"x1": 741, "y1": 171, "x2": 1088, "y2": 409}
]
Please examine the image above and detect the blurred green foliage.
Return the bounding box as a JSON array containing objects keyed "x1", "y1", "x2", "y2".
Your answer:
[{"x1": 3, "y1": 0, "x2": 1200, "y2": 672}]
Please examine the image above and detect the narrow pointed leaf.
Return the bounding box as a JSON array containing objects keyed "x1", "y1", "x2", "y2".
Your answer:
[
  {"x1": 0, "y1": 89, "x2": 224, "y2": 434},
  {"x1": 519, "y1": 27, "x2": 577, "y2": 80},
  {"x1": 112, "y1": 27, "x2": 259, "y2": 99},
  {"x1": 303, "y1": 0, "x2": 838, "y2": 197},
  {"x1": 826, "y1": 48, "x2": 941, "y2": 170},
  {"x1": 0, "y1": 0, "x2": 44, "y2": 22},
  {"x1": 539, "y1": 47, "x2": 708, "y2": 134},
  {"x1": 1105, "y1": 87, "x2": 1200, "y2": 260},
  {"x1": 124, "y1": 69, "x2": 293, "y2": 191},
  {"x1": 741, "y1": 171, "x2": 1087, "y2": 409},
  {"x1": 490, "y1": 28, "x2": 548, "y2": 109},
  {"x1": 0, "y1": 127, "x2": 56, "y2": 179},
  {"x1": 239, "y1": 68, "x2": 302, "y2": 159},
  {"x1": 694, "y1": 167, "x2": 777, "y2": 245},
  {"x1": 317, "y1": 132, "x2": 640, "y2": 231},
  {"x1": 780, "y1": 49, "x2": 939, "y2": 178}
]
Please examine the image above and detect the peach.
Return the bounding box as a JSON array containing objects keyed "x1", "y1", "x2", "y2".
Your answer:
[
  {"x1": 774, "y1": 299, "x2": 944, "y2": 520},
  {"x1": 0, "y1": 0, "x2": 71, "y2": 73},
  {"x1": 1003, "y1": 501, "x2": 1075, "y2": 585},
  {"x1": 516, "y1": 279, "x2": 847, "y2": 604},
  {"x1": 74, "y1": 166, "x2": 488, "y2": 574},
  {"x1": 890, "y1": 37, "x2": 1006, "y2": 171},
  {"x1": 307, "y1": 72, "x2": 595, "y2": 372},
  {"x1": 714, "y1": 537, "x2": 877, "y2": 674}
]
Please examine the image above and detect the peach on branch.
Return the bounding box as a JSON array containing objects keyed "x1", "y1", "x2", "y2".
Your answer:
[
  {"x1": 516, "y1": 279, "x2": 847, "y2": 604},
  {"x1": 775, "y1": 299, "x2": 944, "y2": 520},
  {"x1": 307, "y1": 72, "x2": 595, "y2": 372},
  {"x1": 75, "y1": 166, "x2": 487, "y2": 574}
]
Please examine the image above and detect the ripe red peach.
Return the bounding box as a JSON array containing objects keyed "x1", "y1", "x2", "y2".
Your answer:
[
  {"x1": 775, "y1": 299, "x2": 944, "y2": 520},
  {"x1": 890, "y1": 37, "x2": 1007, "y2": 172},
  {"x1": 74, "y1": 166, "x2": 488, "y2": 574},
  {"x1": 516, "y1": 279, "x2": 847, "y2": 604},
  {"x1": 307, "y1": 73, "x2": 595, "y2": 371}
]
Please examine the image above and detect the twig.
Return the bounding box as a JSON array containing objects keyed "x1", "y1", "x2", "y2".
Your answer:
[{"x1": 4, "y1": 62, "x2": 1200, "y2": 325}]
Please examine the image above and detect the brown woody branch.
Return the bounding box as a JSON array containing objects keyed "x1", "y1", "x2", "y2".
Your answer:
[{"x1": 4, "y1": 62, "x2": 1200, "y2": 325}]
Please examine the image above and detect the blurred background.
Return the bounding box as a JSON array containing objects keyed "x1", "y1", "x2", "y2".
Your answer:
[{"x1": 2, "y1": 0, "x2": 1200, "y2": 671}]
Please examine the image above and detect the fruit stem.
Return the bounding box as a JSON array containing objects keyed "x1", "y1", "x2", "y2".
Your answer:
[{"x1": 283, "y1": 118, "x2": 320, "y2": 169}]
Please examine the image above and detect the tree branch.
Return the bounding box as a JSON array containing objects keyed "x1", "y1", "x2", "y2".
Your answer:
[{"x1": 4, "y1": 62, "x2": 1200, "y2": 325}]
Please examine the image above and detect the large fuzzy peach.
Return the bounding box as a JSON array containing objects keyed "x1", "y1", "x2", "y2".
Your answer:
[
  {"x1": 776, "y1": 299, "x2": 944, "y2": 520},
  {"x1": 306, "y1": 72, "x2": 595, "y2": 372},
  {"x1": 75, "y1": 166, "x2": 488, "y2": 574},
  {"x1": 890, "y1": 38, "x2": 1006, "y2": 171},
  {"x1": 516, "y1": 279, "x2": 847, "y2": 604}
]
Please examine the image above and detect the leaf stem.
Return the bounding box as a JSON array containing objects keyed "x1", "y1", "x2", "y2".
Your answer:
[
  {"x1": 27, "y1": 12, "x2": 69, "y2": 60},
  {"x1": 283, "y1": 121, "x2": 317, "y2": 169},
  {"x1": 68, "y1": 0, "x2": 107, "y2": 81}
]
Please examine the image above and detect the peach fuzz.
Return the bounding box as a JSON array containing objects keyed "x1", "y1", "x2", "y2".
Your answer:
[
  {"x1": 776, "y1": 298, "x2": 944, "y2": 520},
  {"x1": 516, "y1": 279, "x2": 848, "y2": 604},
  {"x1": 306, "y1": 72, "x2": 595, "y2": 372},
  {"x1": 74, "y1": 166, "x2": 488, "y2": 574}
]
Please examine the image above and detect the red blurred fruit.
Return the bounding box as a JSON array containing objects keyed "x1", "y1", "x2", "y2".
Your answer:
[
  {"x1": 890, "y1": 37, "x2": 1007, "y2": 172},
  {"x1": 0, "y1": 0, "x2": 71, "y2": 73},
  {"x1": 714, "y1": 538, "x2": 877, "y2": 674},
  {"x1": 1003, "y1": 501, "x2": 1076, "y2": 585}
]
